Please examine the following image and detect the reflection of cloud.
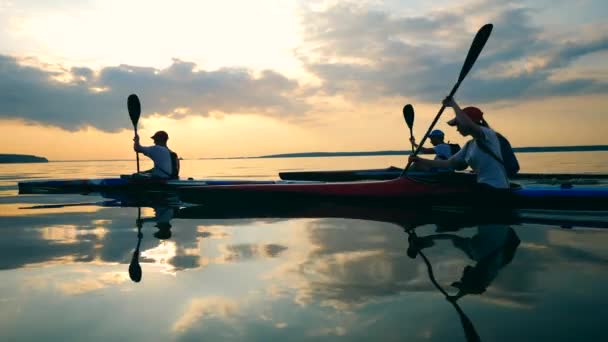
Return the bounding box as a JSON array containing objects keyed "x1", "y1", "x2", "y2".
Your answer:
[
  {"x1": 57, "y1": 272, "x2": 129, "y2": 295},
  {"x1": 40, "y1": 225, "x2": 108, "y2": 244},
  {"x1": 140, "y1": 241, "x2": 178, "y2": 275},
  {"x1": 310, "y1": 325, "x2": 347, "y2": 337},
  {"x1": 22, "y1": 268, "x2": 129, "y2": 295},
  {"x1": 221, "y1": 243, "x2": 288, "y2": 262},
  {"x1": 172, "y1": 296, "x2": 240, "y2": 333},
  {"x1": 197, "y1": 226, "x2": 231, "y2": 239}
]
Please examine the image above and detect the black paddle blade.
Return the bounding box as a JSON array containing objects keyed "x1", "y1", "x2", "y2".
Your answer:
[
  {"x1": 458, "y1": 24, "x2": 493, "y2": 83},
  {"x1": 129, "y1": 252, "x2": 142, "y2": 283},
  {"x1": 403, "y1": 104, "x2": 415, "y2": 130},
  {"x1": 127, "y1": 94, "x2": 141, "y2": 127}
]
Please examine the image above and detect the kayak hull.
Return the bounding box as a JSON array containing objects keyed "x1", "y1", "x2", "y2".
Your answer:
[
  {"x1": 279, "y1": 167, "x2": 608, "y2": 182},
  {"x1": 17, "y1": 177, "x2": 278, "y2": 194},
  {"x1": 177, "y1": 176, "x2": 608, "y2": 210}
]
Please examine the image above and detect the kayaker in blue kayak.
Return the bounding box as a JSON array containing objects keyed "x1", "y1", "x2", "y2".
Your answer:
[
  {"x1": 133, "y1": 130, "x2": 180, "y2": 179},
  {"x1": 409, "y1": 97, "x2": 516, "y2": 189},
  {"x1": 409, "y1": 129, "x2": 460, "y2": 161}
]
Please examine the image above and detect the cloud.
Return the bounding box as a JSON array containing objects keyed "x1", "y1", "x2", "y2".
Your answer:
[
  {"x1": 1, "y1": 0, "x2": 607, "y2": 132},
  {"x1": 172, "y1": 296, "x2": 240, "y2": 333},
  {"x1": 0, "y1": 56, "x2": 309, "y2": 132},
  {"x1": 297, "y1": 0, "x2": 608, "y2": 103}
]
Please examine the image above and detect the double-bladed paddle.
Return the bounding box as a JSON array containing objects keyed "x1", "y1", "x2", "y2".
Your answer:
[
  {"x1": 401, "y1": 24, "x2": 493, "y2": 175},
  {"x1": 128, "y1": 94, "x2": 141, "y2": 173},
  {"x1": 403, "y1": 104, "x2": 415, "y2": 153}
]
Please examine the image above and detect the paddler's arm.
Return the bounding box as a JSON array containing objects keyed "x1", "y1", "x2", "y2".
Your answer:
[
  {"x1": 133, "y1": 135, "x2": 144, "y2": 153},
  {"x1": 409, "y1": 137, "x2": 436, "y2": 154},
  {"x1": 409, "y1": 152, "x2": 467, "y2": 170},
  {"x1": 409, "y1": 155, "x2": 450, "y2": 169},
  {"x1": 443, "y1": 97, "x2": 483, "y2": 138}
]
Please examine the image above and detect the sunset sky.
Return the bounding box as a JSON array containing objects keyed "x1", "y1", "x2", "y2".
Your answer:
[{"x1": 0, "y1": 0, "x2": 606, "y2": 160}]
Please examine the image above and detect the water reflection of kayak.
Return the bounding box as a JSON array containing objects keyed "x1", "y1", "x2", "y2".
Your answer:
[{"x1": 175, "y1": 200, "x2": 608, "y2": 229}]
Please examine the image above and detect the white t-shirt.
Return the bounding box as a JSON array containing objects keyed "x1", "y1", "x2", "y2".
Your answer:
[
  {"x1": 433, "y1": 143, "x2": 452, "y2": 160},
  {"x1": 451, "y1": 127, "x2": 509, "y2": 189},
  {"x1": 139, "y1": 145, "x2": 172, "y2": 178}
]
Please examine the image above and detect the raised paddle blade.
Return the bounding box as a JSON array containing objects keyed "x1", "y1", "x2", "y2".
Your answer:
[
  {"x1": 127, "y1": 94, "x2": 141, "y2": 128},
  {"x1": 403, "y1": 104, "x2": 415, "y2": 130},
  {"x1": 457, "y1": 24, "x2": 493, "y2": 83}
]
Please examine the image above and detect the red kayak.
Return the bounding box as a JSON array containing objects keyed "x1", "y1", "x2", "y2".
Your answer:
[{"x1": 177, "y1": 174, "x2": 608, "y2": 210}]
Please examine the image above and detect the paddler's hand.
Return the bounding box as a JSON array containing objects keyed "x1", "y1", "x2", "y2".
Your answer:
[
  {"x1": 408, "y1": 155, "x2": 421, "y2": 164},
  {"x1": 409, "y1": 137, "x2": 417, "y2": 146},
  {"x1": 133, "y1": 135, "x2": 140, "y2": 143},
  {"x1": 442, "y1": 96, "x2": 457, "y2": 108}
]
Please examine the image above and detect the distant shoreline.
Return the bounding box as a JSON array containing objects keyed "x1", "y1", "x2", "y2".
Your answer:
[
  {"x1": 9, "y1": 145, "x2": 607, "y2": 162},
  {"x1": 0, "y1": 154, "x2": 48, "y2": 164},
  {"x1": 204, "y1": 144, "x2": 608, "y2": 160}
]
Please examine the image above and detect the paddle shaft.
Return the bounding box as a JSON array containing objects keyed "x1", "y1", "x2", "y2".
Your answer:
[
  {"x1": 409, "y1": 127, "x2": 415, "y2": 153},
  {"x1": 401, "y1": 24, "x2": 493, "y2": 176},
  {"x1": 403, "y1": 81, "x2": 461, "y2": 173},
  {"x1": 134, "y1": 126, "x2": 140, "y2": 173}
]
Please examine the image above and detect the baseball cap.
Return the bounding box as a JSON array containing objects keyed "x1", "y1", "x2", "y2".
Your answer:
[
  {"x1": 447, "y1": 107, "x2": 484, "y2": 126},
  {"x1": 429, "y1": 129, "x2": 445, "y2": 137},
  {"x1": 151, "y1": 131, "x2": 169, "y2": 141}
]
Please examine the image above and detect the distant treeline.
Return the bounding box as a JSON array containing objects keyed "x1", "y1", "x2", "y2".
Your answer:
[
  {"x1": 0, "y1": 154, "x2": 48, "y2": 163},
  {"x1": 207, "y1": 144, "x2": 608, "y2": 159}
]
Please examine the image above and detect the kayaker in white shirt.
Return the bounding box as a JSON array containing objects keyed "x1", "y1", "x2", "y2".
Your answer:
[
  {"x1": 133, "y1": 130, "x2": 177, "y2": 179},
  {"x1": 409, "y1": 129, "x2": 454, "y2": 161},
  {"x1": 409, "y1": 97, "x2": 509, "y2": 189}
]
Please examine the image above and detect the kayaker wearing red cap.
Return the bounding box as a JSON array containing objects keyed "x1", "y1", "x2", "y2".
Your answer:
[
  {"x1": 409, "y1": 97, "x2": 509, "y2": 189},
  {"x1": 133, "y1": 131, "x2": 180, "y2": 179}
]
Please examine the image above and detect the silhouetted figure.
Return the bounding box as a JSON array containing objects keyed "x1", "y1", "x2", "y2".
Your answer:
[
  {"x1": 133, "y1": 130, "x2": 180, "y2": 179},
  {"x1": 409, "y1": 97, "x2": 517, "y2": 189}
]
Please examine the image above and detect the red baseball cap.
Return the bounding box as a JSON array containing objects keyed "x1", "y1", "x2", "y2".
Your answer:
[
  {"x1": 447, "y1": 107, "x2": 484, "y2": 126},
  {"x1": 151, "y1": 131, "x2": 169, "y2": 141}
]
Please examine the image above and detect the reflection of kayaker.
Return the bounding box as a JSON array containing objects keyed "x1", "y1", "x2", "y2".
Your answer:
[
  {"x1": 136, "y1": 207, "x2": 176, "y2": 240},
  {"x1": 410, "y1": 225, "x2": 520, "y2": 297},
  {"x1": 129, "y1": 206, "x2": 177, "y2": 283},
  {"x1": 405, "y1": 223, "x2": 520, "y2": 342}
]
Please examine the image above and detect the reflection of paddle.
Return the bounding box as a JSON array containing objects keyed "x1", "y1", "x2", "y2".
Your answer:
[
  {"x1": 129, "y1": 207, "x2": 143, "y2": 283},
  {"x1": 128, "y1": 94, "x2": 141, "y2": 173},
  {"x1": 403, "y1": 104, "x2": 415, "y2": 153},
  {"x1": 405, "y1": 228, "x2": 481, "y2": 342},
  {"x1": 402, "y1": 24, "x2": 493, "y2": 175}
]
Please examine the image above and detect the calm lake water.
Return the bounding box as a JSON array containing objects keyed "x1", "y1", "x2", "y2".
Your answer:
[{"x1": 1, "y1": 152, "x2": 608, "y2": 341}]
